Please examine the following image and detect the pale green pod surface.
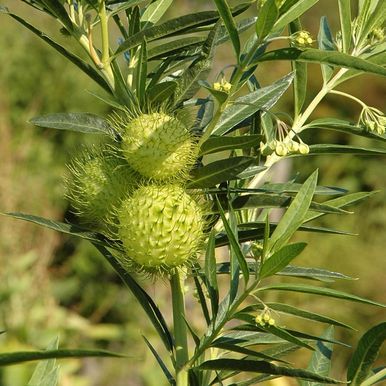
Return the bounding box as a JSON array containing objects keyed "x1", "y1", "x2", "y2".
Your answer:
[
  {"x1": 120, "y1": 112, "x2": 196, "y2": 181},
  {"x1": 66, "y1": 147, "x2": 139, "y2": 229},
  {"x1": 118, "y1": 184, "x2": 205, "y2": 271}
]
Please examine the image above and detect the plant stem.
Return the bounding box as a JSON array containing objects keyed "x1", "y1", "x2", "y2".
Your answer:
[
  {"x1": 98, "y1": 0, "x2": 115, "y2": 85},
  {"x1": 170, "y1": 271, "x2": 189, "y2": 386},
  {"x1": 247, "y1": 68, "x2": 348, "y2": 191},
  {"x1": 329, "y1": 90, "x2": 367, "y2": 108}
]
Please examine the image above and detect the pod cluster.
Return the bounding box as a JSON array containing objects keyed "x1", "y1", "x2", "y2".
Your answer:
[{"x1": 66, "y1": 110, "x2": 206, "y2": 274}]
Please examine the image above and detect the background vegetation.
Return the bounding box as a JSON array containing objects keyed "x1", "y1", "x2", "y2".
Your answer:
[{"x1": 0, "y1": 1, "x2": 385, "y2": 385}]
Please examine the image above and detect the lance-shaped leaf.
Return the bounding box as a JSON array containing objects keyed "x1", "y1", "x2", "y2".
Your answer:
[
  {"x1": 94, "y1": 245, "x2": 174, "y2": 353},
  {"x1": 347, "y1": 322, "x2": 386, "y2": 385},
  {"x1": 301, "y1": 326, "x2": 335, "y2": 386},
  {"x1": 205, "y1": 231, "x2": 219, "y2": 317},
  {"x1": 255, "y1": 0, "x2": 278, "y2": 41},
  {"x1": 338, "y1": 0, "x2": 352, "y2": 53},
  {"x1": 216, "y1": 198, "x2": 249, "y2": 284},
  {"x1": 140, "y1": 0, "x2": 173, "y2": 28},
  {"x1": 260, "y1": 242, "x2": 307, "y2": 279},
  {"x1": 27, "y1": 338, "x2": 59, "y2": 386},
  {"x1": 142, "y1": 336, "x2": 174, "y2": 385},
  {"x1": 267, "y1": 170, "x2": 318, "y2": 253},
  {"x1": 305, "y1": 118, "x2": 386, "y2": 141},
  {"x1": 30, "y1": 113, "x2": 114, "y2": 135},
  {"x1": 0, "y1": 348, "x2": 125, "y2": 366},
  {"x1": 213, "y1": 0, "x2": 240, "y2": 60},
  {"x1": 1, "y1": 212, "x2": 120, "y2": 250},
  {"x1": 305, "y1": 144, "x2": 386, "y2": 156},
  {"x1": 274, "y1": 0, "x2": 319, "y2": 31},
  {"x1": 198, "y1": 359, "x2": 342, "y2": 383},
  {"x1": 173, "y1": 21, "x2": 221, "y2": 106},
  {"x1": 255, "y1": 48, "x2": 386, "y2": 77},
  {"x1": 257, "y1": 284, "x2": 386, "y2": 308},
  {"x1": 231, "y1": 193, "x2": 348, "y2": 214},
  {"x1": 187, "y1": 156, "x2": 256, "y2": 188},
  {"x1": 212, "y1": 72, "x2": 294, "y2": 136},
  {"x1": 199, "y1": 135, "x2": 262, "y2": 155},
  {"x1": 114, "y1": 3, "x2": 250, "y2": 56},
  {"x1": 39, "y1": 0, "x2": 74, "y2": 32},
  {"x1": 304, "y1": 191, "x2": 376, "y2": 223}
]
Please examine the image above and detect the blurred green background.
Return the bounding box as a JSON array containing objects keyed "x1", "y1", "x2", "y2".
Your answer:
[{"x1": 0, "y1": 1, "x2": 385, "y2": 385}]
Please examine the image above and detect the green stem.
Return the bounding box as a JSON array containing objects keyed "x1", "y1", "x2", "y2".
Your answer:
[
  {"x1": 329, "y1": 90, "x2": 367, "y2": 108},
  {"x1": 247, "y1": 67, "x2": 348, "y2": 191},
  {"x1": 170, "y1": 271, "x2": 189, "y2": 386},
  {"x1": 360, "y1": 368, "x2": 386, "y2": 386}
]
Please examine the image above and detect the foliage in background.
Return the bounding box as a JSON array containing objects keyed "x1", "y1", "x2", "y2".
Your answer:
[{"x1": 0, "y1": 0, "x2": 386, "y2": 385}]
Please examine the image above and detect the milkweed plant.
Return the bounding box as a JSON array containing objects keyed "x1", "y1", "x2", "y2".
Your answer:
[{"x1": 1, "y1": 0, "x2": 386, "y2": 385}]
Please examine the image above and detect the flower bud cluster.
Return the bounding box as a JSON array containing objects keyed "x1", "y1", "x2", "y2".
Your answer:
[
  {"x1": 359, "y1": 106, "x2": 386, "y2": 135},
  {"x1": 291, "y1": 31, "x2": 313, "y2": 48},
  {"x1": 260, "y1": 119, "x2": 310, "y2": 157},
  {"x1": 213, "y1": 79, "x2": 232, "y2": 93},
  {"x1": 255, "y1": 309, "x2": 276, "y2": 327}
]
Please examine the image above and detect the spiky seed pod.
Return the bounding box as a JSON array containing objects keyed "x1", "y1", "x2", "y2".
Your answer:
[
  {"x1": 114, "y1": 111, "x2": 197, "y2": 181},
  {"x1": 66, "y1": 146, "x2": 139, "y2": 229},
  {"x1": 117, "y1": 184, "x2": 206, "y2": 273}
]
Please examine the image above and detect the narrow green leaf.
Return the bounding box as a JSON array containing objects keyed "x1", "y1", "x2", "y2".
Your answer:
[
  {"x1": 274, "y1": 0, "x2": 319, "y2": 32},
  {"x1": 273, "y1": 265, "x2": 355, "y2": 282},
  {"x1": 141, "y1": 0, "x2": 173, "y2": 28},
  {"x1": 211, "y1": 342, "x2": 286, "y2": 363},
  {"x1": 30, "y1": 113, "x2": 113, "y2": 135},
  {"x1": 215, "y1": 224, "x2": 354, "y2": 249},
  {"x1": 205, "y1": 231, "x2": 219, "y2": 317},
  {"x1": 306, "y1": 144, "x2": 386, "y2": 156},
  {"x1": 257, "y1": 284, "x2": 386, "y2": 308},
  {"x1": 338, "y1": 0, "x2": 352, "y2": 53},
  {"x1": 193, "y1": 273, "x2": 211, "y2": 325},
  {"x1": 94, "y1": 245, "x2": 174, "y2": 352},
  {"x1": 0, "y1": 349, "x2": 125, "y2": 366},
  {"x1": 213, "y1": 72, "x2": 294, "y2": 135},
  {"x1": 231, "y1": 193, "x2": 348, "y2": 214},
  {"x1": 347, "y1": 322, "x2": 386, "y2": 385},
  {"x1": 1, "y1": 212, "x2": 120, "y2": 250},
  {"x1": 142, "y1": 336, "x2": 174, "y2": 385},
  {"x1": 290, "y1": 19, "x2": 308, "y2": 115},
  {"x1": 28, "y1": 338, "x2": 59, "y2": 386},
  {"x1": 187, "y1": 156, "x2": 255, "y2": 188},
  {"x1": 147, "y1": 81, "x2": 177, "y2": 105},
  {"x1": 255, "y1": 1, "x2": 278, "y2": 40},
  {"x1": 304, "y1": 191, "x2": 376, "y2": 223},
  {"x1": 213, "y1": 0, "x2": 241, "y2": 60},
  {"x1": 265, "y1": 325, "x2": 315, "y2": 351},
  {"x1": 301, "y1": 326, "x2": 335, "y2": 386},
  {"x1": 147, "y1": 37, "x2": 206, "y2": 60},
  {"x1": 198, "y1": 359, "x2": 342, "y2": 383},
  {"x1": 259, "y1": 182, "x2": 347, "y2": 195},
  {"x1": 136, "y1": 39, "x2": 148, "y2": 104},
  {"x1": 199, "y1": 135, "x2": 262, "y2": 155},
  {"x1": 0, "y1": 10, "x2": 111, "y2": 93},
  {"x1": 318, "y1": 16, "x2": 335, "y2": 82},
  {"x1": 267, "y1": 170, "x2": 318, "y2": 253},
  {"x1": 260, "y1": 242, "x2": 307, "y2": 279},
  {"x1": 306, "y1": 118, "x2": 386, "y2": 141},
  {"x1": 256, "y1": 48, "x2": 386, "y2": 77},
  {"x1": 114, "y1": 4, "x2": 250, "y2": 57},
  {"x1": 40, "y1": 0, "x2": 74, "y2": 32},
  {"x1": 216, "y1": 198, "x2": 249, "y2": 284}
]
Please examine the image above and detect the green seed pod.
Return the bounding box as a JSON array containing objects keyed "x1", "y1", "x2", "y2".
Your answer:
[
  {"x1": 113, "y1": 111, "x2": 197, "y2": 181},
  {"x1": 117, "y1": 184, "x2": 206, "y2": 272},
  {"x1": 66, "y1": 146, "x2": 139, "y2": 229}
]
